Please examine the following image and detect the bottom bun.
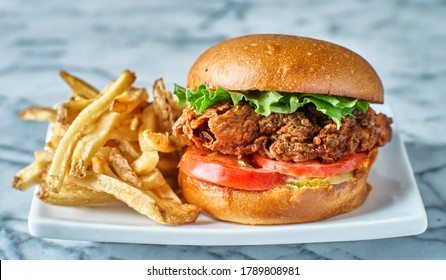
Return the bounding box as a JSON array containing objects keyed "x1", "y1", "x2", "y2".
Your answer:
[{"x1": 179, "y1": 149, "x2": 378, "y2": 225}]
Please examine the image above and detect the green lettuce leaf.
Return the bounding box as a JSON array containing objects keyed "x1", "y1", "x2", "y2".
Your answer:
[
  {"x1": 173, "y1": 84, "x2": 369, "y2": 128},
  {"x1": 173, "y1": 84, "x2": 230, "y2": 114}
]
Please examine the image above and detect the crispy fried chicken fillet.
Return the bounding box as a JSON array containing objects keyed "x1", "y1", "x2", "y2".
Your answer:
[{"x1": 173, "y1": 101, "x2": 392, "y2": 163}]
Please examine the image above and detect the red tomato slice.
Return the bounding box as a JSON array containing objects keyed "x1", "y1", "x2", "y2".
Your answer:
[
  {"x1": 252, "y1": 152, "x2": 367, "y2": 178},
  {"x1": 179, "y1": 148, "x2": 285, "y2": 191}
]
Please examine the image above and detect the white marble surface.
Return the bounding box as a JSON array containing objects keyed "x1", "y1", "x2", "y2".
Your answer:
[{"x1": 1, "y1": 0, "x2": 445, "y2": 259}]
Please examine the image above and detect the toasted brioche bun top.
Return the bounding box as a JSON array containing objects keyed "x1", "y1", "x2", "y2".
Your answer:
[{"x1": 187, "y1": 34, "x2": 383, "y2": 103}]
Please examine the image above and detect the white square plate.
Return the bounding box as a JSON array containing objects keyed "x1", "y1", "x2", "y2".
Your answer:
[{"x1": 28, "y1": 104, "x2": 427, "y2": 245}]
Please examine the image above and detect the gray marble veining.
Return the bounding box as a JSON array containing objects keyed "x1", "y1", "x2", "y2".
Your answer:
[{"x1": 1, "y1": 0, "x2": 445, "y2": 259}]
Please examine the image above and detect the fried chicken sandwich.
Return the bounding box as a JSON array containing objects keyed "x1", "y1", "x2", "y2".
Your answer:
[{"x1": 173, "y1": 34, "x2": 392, "y2": 225}]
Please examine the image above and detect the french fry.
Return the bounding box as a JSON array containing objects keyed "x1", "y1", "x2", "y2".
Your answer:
[
  {"x1": 109, "y1": 147, "x2": 142, "y2": 188},
  {"x1": 114, "y1": 139, "x2": 141, "y2": 162},
  {"x1": 12, "y1": 150, "x2": 53, "y2": 191},
  {"x1": 153, "y1": 79, "x2": 179, "y2": 133},
  {"x1": 70, "y1": 112, "x2": 122, "y2": 178},
  {"x1": 92, "y1": 156, "x2": 118, "y2": 179},
  {"x1": 51, "y1": 122, "x2": 68, "y2": 138},
  {"x1": 138, "y1": 105, "x2": 157, "y2": 153},
  {"x1": 150, "y1": 185, "x2": 181, "y2": 204},
  {"x1": 141, "y1": 168, "x2": 182, "y2": 203},
  {"x1": 18, "y1": 106, "x2": 57, "y2": 122},
  {"x1": 141, "y1": 104, "x2": 157, "y2": 132},
  {"x1": 37, "y1": 181, "x2": 117, "y2": 206},
  {"x1": 35, "y1": 150, "x2": 54, "y2": 161},
  {"x1": 131, "y1": 151, "x2": 159, "y2": 176},
  {"x1": 56, "y1": 104, "x2": 77, "y2": 125},
  {"x1": 110, "y1": 89, "x2": 148, "y2": 114},
  {"x1": 91, "y1": 147, "x2": 116, "y2": 178},
  {"x1": 63, "y1": 98, "x2": 94, "y2": 110},
  {"x1": 94, "y1": 146, "x2": 112, "y2": 160},
  {"x1": 60, "y1": 70, "x2": 99, "y2": 99},
  {"x1": 130, "y1": 114, "x2": 141, "y2": 131},
  {"x1": 152, "y1": 79, "x2": 172, "y2": 132},
  {"x1": 56, "y1": 99, "x2": 95, "y2": 125},
  {"x1": 46, "y1": 70, "x2": 136, "y2": 192},
  {"x1": 46, "y1": 122, "x2": 67, "y2": 151},
  {"x1": 142, "y1": 130, "x2": 185, "y2": 153},
  {"x1": 109, "y1": 119, "x2": 139, "y2": 142},
  {"x1": 139, "y1": 168, "x2": 167, "y2": 191},
  {"x1": 67, "y1": 172, "x2": 199, "y2": 224}
]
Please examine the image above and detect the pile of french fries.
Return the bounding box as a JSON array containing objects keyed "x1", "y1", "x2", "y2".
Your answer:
[{"x1": 13, "y1": 70, "x2": 199, "y2": 225}]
